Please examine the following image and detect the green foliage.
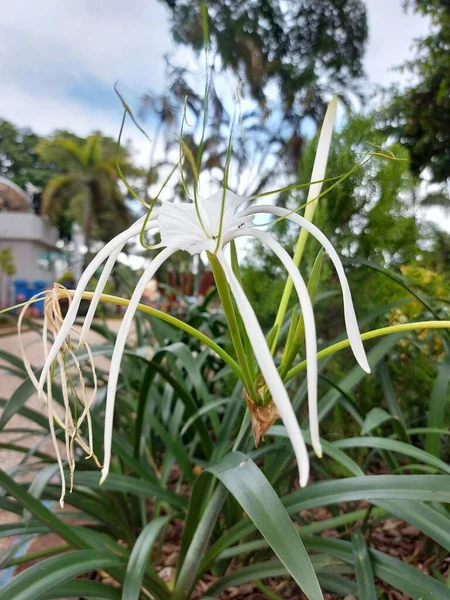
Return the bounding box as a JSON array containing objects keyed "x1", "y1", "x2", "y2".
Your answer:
[
  {"x1": 0, "y1": 273, "x2": 449, "y2": 598},
  {"x1": 0, "y1": 119, "x2": 58, "y2": 192},
  {"x1": 162, "y1": 0, "x2": 367, "y2": 114},
  {"x1": 385, "y1": 0, "x2": 450, "y2": 185},
  {"x1": 242, "y1": 113, "x2": 422, "y2": 327},
  {"x1": 37, "y1": 133, "x2": 140, "y2": 250},
  {"x1": 0, "y1": 247, "x2": 16, "y2": 278}
]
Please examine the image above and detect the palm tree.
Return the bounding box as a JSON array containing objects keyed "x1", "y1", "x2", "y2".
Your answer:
[{"x1": 38, "y1": 134, "x2": 139, "y2": 253}]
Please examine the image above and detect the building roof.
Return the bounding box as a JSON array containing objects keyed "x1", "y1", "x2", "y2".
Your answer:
[{"x1": 0, "y1": 177, "x2": 33, "y2": 212}]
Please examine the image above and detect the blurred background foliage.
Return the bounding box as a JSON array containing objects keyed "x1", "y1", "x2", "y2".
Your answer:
[{"x1": 0, "y1": 1, "x2": 450, "y2": 597}]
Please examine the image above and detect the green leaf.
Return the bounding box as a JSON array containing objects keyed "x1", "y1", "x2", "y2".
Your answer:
[
  {"x1": 306, "y1": 537, "x2": 450, "y2": 600},
  {"x1": 334, "y1": 437, "x2": 450, "y2": 475},
  {"x1": 0, "y1": 348, "x2": 28, "y2": 372},
  {"x1": 313, "y1": 333, "x2": 404, "y2": 423},
  {"x1": 209, "y1": 452, "x2": 323, "y2": 600},
  {"x1": 149, "y1": 416, "x2": 195, "y2": 484},
  {"x1": 72, "y1": 472, "x2": 188, "y2": 510},
  {"x1": 0, "y1": 469, "x2": 89, "y2": 549},
  {"x1": 201, "y1": 473, "x2": 450, "y2": 574},
  {"x1": 0, "y1": 398, "x2": 50, "y2": 430},
  {"x1": 375, "y1": 499, "x2": 450, "y2": 551},
  {"x1": 134, "y1": 355, "x2": 212, "y2": 459},
  {"x1": 180, "y1": 398, "x2": 231, "y2": 436},
  {"x1": 206, "y1": 562, "x2": 288, "y2": 595},
  {"x1": 0, "y1": 550, "x2": 124, "y2": 600},
  {"x1": 214, "y1": 508, "x2": 389, "y2": 562},
  {"x1": 0, "y1": 522, "x2": 49, "y2": 538},
  {"x1": 361, "y1": 407, "x2": 395, "y2": 435},
  {"x1": 425, "y1": 359, "x2": 450, "y2": 457},
  {"x1": 43, "y1": 580, "x2": 121, "y2": 599},
  {"x1": 122, "y1": 516, "x2": 172, "y2": 600},
  {"x1": 0, "y1": 377, "x2": 42, "y2": 430},
  {"x1": 284, "y1": 475, "x2": 450, "y2": 512},
  {"x1": 177, "y1": 472, "x2": 214, "y2": 574},
  {"x1": 352, "y1": 530, "x2": 377, "y2": 600},
  {"x1": 376, "y1": 360, "x2": 409, "y2": 442},
  {"x1": 24, "y1": 464, "x2": 60, "y2": 523},
  {"x1": 269, "y1": 426, "x2": 363, "y2": 476},
  {"x1": 316, "y1": 573, "x2": 356, "y2": 596}
]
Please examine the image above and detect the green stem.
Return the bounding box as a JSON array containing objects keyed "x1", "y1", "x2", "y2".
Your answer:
[
  {"x1": 271, "y1": 233, "x2": 306, "y2": 353},
  {"x1": 286, "y1": 320, "x2": 450, "y2": 381},
  {"x1": 208, "y1": 252, "x2": 257, "y2": 401},
  {"x1": 3, "y1": 291, "x2": 243, "y2": 381}
]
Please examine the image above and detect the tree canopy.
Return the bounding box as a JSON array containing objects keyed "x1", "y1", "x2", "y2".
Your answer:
[
  {"x1": 37, "y1": 133, "x2": 141, "y2": 251},
  {"x1": 160, "y1": 0, "x2": 368, "y2": 120},
  {"x1": 0, "y1": 119, "x2": 59, "y2": 194},
  {"x1": 385, "y1": 0, "x2": 450, "y2": 185}
]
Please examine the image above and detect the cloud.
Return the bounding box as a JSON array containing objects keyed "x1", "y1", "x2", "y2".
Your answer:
[
  {"x1": 1, "y1": 0, "x2": 173, "y2": 93},
  {"x1": 0, "y1": 0, "x2": 433, "y2": 171},
  {"x1": 0, "y1": 0, "x2": 181, "y2": 164},
  {"x1": 364, "y1": 0, "x2": 430, "y2": 88}
]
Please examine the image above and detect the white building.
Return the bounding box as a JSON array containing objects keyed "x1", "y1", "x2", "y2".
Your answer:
[{"x1": 0, "y1": 177, "x2": 60, "y2": 308}]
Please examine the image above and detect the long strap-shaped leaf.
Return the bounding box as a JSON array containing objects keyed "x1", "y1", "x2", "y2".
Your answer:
[
  {"x1": 352, "y1": 530, "x2": 377, "y2": 600},
  {"x1": 122, "y1": 516, "x2": 172, "y2": 600},
  {"x1": 0, "y1": 469, "x2": 88, "y2": 549},
  {"x1": 42, "y1": 580, "x2": 122, "y2": 599},
  {"x1": 305, "y1": 537, "x2": 450, "y2": 600},
  {"x1": 209, "y1": 451, "x2": 323, "y2": 600},
  {"x1": 200, "y1": 473, "x2": 450, "y2": 573},
  {"x1": 0, "y1": 550, "x2": 124, "y2": 600}
]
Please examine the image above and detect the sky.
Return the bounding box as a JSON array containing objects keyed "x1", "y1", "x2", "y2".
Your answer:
[
  {"x1": 1, "y1": 0, "x2": 431, "y2": 150},
  {"x1": 2, "y1": 1, "x2": 444, "y2": 234}
]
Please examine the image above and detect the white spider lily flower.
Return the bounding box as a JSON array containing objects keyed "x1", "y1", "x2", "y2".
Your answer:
[
  {"x1": 36, "y1": 188, "x2": 369, "y2": 490},
  {"x1": 34, "y1": 96, "x2": 369, "y2": 491}
]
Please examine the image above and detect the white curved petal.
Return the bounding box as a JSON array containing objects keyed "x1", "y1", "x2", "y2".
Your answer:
[
  {"x1": 100, "y1": 246, "x2": 176, "y2": 483},
  {"x1": 305, "y1": 96, "x2": 337, "y2": 215},
  {"x1": 242, "y1": 205, "x2": 371, "y2": 374},
  {"x1": 37, "y1": 214, "x2": 158, "y2": 395},
  {"x1": 199, "y1": 189, "x2": 249, "y2": 234},
  {"x1": 234, "y1": 229, "x2": 321, "y2": 458},
  {"x1": 80, "y1": 223, "x2": 161, "y2": 344},
  {"x1": 216, "y1": 250, "x2": 310, "y2": 487},
  {"x1": 79, "y1": 244, "x2": 125, "y2": 344}
]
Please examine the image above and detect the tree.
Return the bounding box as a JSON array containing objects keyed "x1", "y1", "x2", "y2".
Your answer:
[
  {"x1": 37, "y1": 133, "x2": 141, "y2": 252},
  {"x1": 160, "y1": 0, "x2": 367, "y2": 119},
  {"x1": 385, "y1": 0, "x2": 450, "y2": 185},
  {"x1": 0, "y1": 119, "x2": 59, "y2": 207},
  {"x1": 241, "y1": 114, "x2": 423, "y2": 325}
]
